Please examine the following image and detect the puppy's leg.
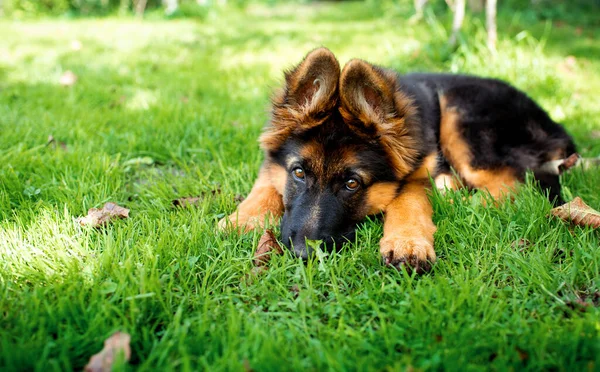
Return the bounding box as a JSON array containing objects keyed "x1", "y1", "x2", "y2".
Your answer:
[
  {"x1": 434, "y1": 172, "x2": 462, "y2": 193},
  {"x1": 440, "y1": 98, "x2": 519, "y2": 202},
  {"x1": 218, "y1": 164, "x2": 284, "y2": 232},
  {"x1": 380, "y1": 181, "x2": 437, "y2": 274},
  {"x1": 462, "y1": 168, "x2": 519, "y2": 202},
  {"x1": 533, "y1": 170, "x2": 564, "y2": 206}
]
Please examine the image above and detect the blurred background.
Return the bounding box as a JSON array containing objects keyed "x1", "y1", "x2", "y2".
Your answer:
[
  {"x1": 1, "y1": 0, "x2": 599, "y2": 209},
  {"x1": 1, "y1": 0, "x2": 599, "y2": 23}
]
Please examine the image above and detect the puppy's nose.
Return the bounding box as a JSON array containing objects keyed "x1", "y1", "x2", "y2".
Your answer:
[
  {"x1": 282, "y1": 230, "x2": 307, "y2": 259},
  {"x1": 293, "y1": 245, "x2": 310, "y2": 260},
  {"x1": 290, "y1": 238, "x2": 314, "y2": 260}
]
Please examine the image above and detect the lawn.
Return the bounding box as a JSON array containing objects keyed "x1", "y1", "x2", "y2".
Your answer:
[{"x1": 1, "y1": 2, "x2": 600, "y2": 370}]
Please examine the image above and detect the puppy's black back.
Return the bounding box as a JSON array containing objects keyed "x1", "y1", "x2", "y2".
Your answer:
[{"x1": 398, "y1": 73, "x2": 575, "y2": 203}]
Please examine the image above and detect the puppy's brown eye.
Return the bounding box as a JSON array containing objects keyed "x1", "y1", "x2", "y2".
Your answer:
[
  {"x1": 293, "y1": 167, "x2": 305, "y2": 180},
  {"x1": 345, "y1": 178, "x2": 359, "y2": 191}
]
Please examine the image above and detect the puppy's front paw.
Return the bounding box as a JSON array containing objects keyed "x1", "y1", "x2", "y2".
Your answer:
[
  {"x1": 380, "y1": 235, "x2": 436, "y2": 274},
  {"x1": 218, "y1": 213, "x2": 254, "y2": 233},
  {"x1": 217, "y1": 215, "x2": 231, "y2": 231},
  {"x1": 218, "y1": 212, "x2": 271, "y2": 233}
]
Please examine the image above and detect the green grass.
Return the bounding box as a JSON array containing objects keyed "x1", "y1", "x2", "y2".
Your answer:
[{"x1": 1, "y1": 2, "x2": 600, "y2": 370}]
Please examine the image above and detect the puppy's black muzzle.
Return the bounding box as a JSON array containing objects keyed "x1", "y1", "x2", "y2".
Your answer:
[
  {"x1": 280, "y1": 217, "x2": 356, "y2": 259},
  {"x1": 280, "y1": 188, "x2": 358, "y2": 259}
]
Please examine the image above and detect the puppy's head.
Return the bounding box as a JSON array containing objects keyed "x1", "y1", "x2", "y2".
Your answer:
[{"x1": 260, "y1": 49, "x2": 420, "y2": 258}]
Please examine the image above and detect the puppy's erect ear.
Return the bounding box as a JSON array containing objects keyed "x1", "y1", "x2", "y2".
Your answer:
[
  {"x1": 339, "y1": 59, "x2": 415, "y2": 132},
  {"x1": 283, "y1": 47, "x2": 340, "y2": 111},
  {"x1": 339, "y1": 59, "x2": 420, "y2": 176},
  {"x1": 261, "y1": 48, "x2": 340, "y2": 151}
]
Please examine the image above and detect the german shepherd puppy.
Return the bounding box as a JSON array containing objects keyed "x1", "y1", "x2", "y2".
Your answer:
[{"x1": 219, "y1": 47, "x2": 575, "y2": 273}]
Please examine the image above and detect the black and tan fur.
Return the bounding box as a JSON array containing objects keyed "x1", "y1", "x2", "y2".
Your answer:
[{"x1": 219, "y1": 48, "x2": 576, "y2": 273}]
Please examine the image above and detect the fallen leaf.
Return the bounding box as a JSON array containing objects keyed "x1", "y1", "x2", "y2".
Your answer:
[
  {"x1": 243, "y1": 359, "x2": 254, "y2": 372},
  {"x1": 46, "y1": 134, "x2": 68, "y2": 151},
  {"x1": 234, "y1": 194, "x2": 245, "y2": 203},
  {"x1": 290, "y1": 284, "x2": 300, "y2": 298},
  {"x1": 254, "y1": 229, "x2": 283, "y2": 267},
  {"x1": 250, "y1": 266, "x2": 268, "y2": 276},
  {"x1": 78, "y1": 202, "x2": 130, "y2": 228},
  {"x1": 172, "y1": 190, "x2": 221, "y2": 208},
  {"x1": 511, "y1": 238, "x2": 531, "y2": 251},
  {"x1": 84, "y1": 332, "x2": 131, "y2": 372},
  {"x1": 59, "y1": 70, "x2": 77, "y2": 86},
  {"x1": 550, "y1": 197, "x2": 600, "y2": 229},
  {"x1": 516, "y1": 347, "x2": 529, "y2": 362},
  {"x1": 172, "y1": 196, "x2": 202, "y2": 208},
  {"x1": 558, "y1": 153, "x2": 580, "y2": 174},
  {"x1": 564, "y1": 291, "x2": 600, "y2": 312},
  {"x1": 538, "y1": 153, "x2": 600, "y2": 175},
  {"x1": 109, "y1": 95, "x2": 127, "y2": 108},
  {"x1": 242, "y1": 266, "x2": 268, "y2": 285}
]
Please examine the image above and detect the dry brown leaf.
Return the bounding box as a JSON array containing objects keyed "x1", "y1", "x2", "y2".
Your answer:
[
  {"x1": 558, "y1": 153, "x2": 580, "y2": 174},
  {"x1": 565, "y1": 291, "x2": 600, "y2": 311},
  {"x1": 511, "y1": 238, "x2": 531, "y2": 252},
  {"x1": 84, "y1": 332, "x2": 131, "y2": 372},
  {"x1": 516, "y1": 347, "x2": 529, "y2": 362},
  {"x1": 78, "y1": 202, "x2": 130, "y2": 228},
  {"x1": 243, "y1": 359, "x2": 254, "y2": 372},
  {"x1": 172, "y1": 190, "x2": 220, "y2": 208},
  {"x1": 46, "y1": 135, "x2": 68, "y2": 151},
  {"x1": 254, "y1": 229, "x2": 283, "y2": 267},
  {"x1": 242, "y1": 266, "x2": 269, "y2": 285},
  {"x1": 538, "y1": 153, "x2": 600, "y2": 175},
  {"x1": 172, "y1": 196, "x2": 202, "y2": 208},
  {"x1": 59, "y1": 70, "x2": 77, "y2": 86},
  {"x1": 290, "y1": 284, "x2": 300, "y2": 298},
  {"x1": 109, "y1": 95, "x2": 127, "y2": 108},
  {"x1": 550, "y1": 197, "x2": 600, "y2": 229},
  {"x1": 564, "y1": 292, "x2": 598, "y2": 312}
]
